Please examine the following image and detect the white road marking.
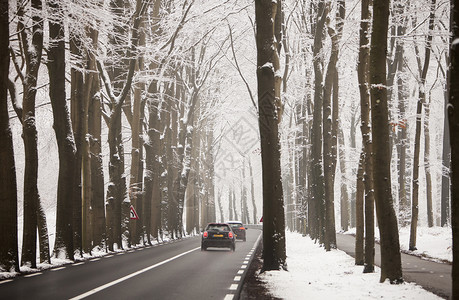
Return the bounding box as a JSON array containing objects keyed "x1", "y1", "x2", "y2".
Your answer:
[
  {"x1": 25, "y1": 273, "x2": 42, "y2": 278},
  {"x1": 90, "y1": 258, "x2": 101, "y2": 262},
  {"x1": 116, "y1": 253, "x2": 124, "y2": 256},
  {"x1": 0, "y1": 279, "x2": 13, "y2": 284},
  {"x1": 243, "y1": 260, "x2": 249, "y2": 264},
  {"x1": 69, "y1": 247, "x2": 200, "y2": 300},
  {"x1": 237, "y1": 270, "x2": 244, "y2": 275},
  {"x1": 229, "y1": 284, "x2": 238, "y2": 290},
  {"x1": 224, "y1": 294, "x2": 234, "y2": 300},
  {"x1": 73, "y1": 262, "x2": 85, "y2": 266},
  {"x1": 241, "y1": 265, "x2": 247, "y2": 269},
  {"x1": 234, "y1": 276, "x2": 241, "y2": 281},
  {"x1": 105, "y1": 255, "x2": 114, "y2": 258},
  {"x1": 51, "y1": 267, "x2": 66, "y2": 271}
]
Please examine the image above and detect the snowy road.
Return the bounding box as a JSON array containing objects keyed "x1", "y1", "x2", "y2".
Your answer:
[
  {"x1": 0, "y1": 229, "x2": 261, "y2": 300},
  {"x1": 336, "y1": 234, "x2": 451, "y2": 299}
]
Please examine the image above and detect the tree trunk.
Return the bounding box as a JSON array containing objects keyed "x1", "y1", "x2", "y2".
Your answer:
[
  {"x1": 355, "y1": 152, "x2": 365, "y2": 266},
  {"x1": 357, "y1": 0, "x2": 374, "y2": 273},
  {"x1": 338, "y1": 128, "x2": 349, "y2": 232},
  {"x1": 323, "y1": 0, "x2": 344, "y2": 251},
  {"x1": 448, "y1": 2, "x2": 459, "y2": 297},
  {"x1": 69, "y1": 33, "x2": 84, "y2": 256},
  {"x1": 248, "y1": 158, "x2": 258, "y2": 224},
  {"x1": 310, "y1": 0, "x2": 327, "y2": 242},
  {"x1": 409, "y1": 0, "x2": 436, "y2": 251},
  {"x1": 424, "y1": 100, "x2": 433, "y2": 227},
  {"x1": 370, "y1": 0, "x2": 403, "y2": 283},
  {"x1": 233, "y1": 188, "x2": 239, "y2": 221},
  {"x1": 441, "y1": 80, "x2": 451, "y2": 227},
  {"x1": 0, "y1": 0, "x2": 19, "y2": 271},
  {"x1": 37, "y1": 201, "x2": 50, "y2": 263},
  {"x1": 48, "y1": 2, "x2": 78, "y2": 260},
  {"x1": 256, "y1": 0, "x2": 286, "y2": 271},
  {"x1": 229, "y1": 188, "x2": 234, "y2": 221},
  {"x1": 19, "y1": 0, "x2": 44, "y2": 268},
  {"x1": 89, "y1": 91, "x2": 105, "y2": 250}
]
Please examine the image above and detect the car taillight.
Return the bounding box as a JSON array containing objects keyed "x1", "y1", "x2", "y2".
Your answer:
[
  {"x1": 239, "y1": 227, "x2": 245, "y2": 230},
  {"x1": 228, "y1": 232, "x2": 233, "y2": 238},
  {"x1": 203, "y1": 231, "x2": 208, "y2": 238}
]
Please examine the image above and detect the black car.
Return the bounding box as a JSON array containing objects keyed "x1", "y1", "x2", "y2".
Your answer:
[
  {"x1": 227, "y1": 221, "x2": 247, "y2": 241},
  {"x1": 201, "y1": 223, "x2": 236, "y2": 251}
]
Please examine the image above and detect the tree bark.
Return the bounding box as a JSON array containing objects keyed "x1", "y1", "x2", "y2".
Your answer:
[
  {"x1": 18, "y1": 0, "x2": 44, "y2": 268},
  {"x1": 409, "y1": 0, "x2": 436, "y2": 251},
  {"x1": 48, "y1": 0, "x2": 78, "y2": 260},
  {"x1": 248, "y1": 158, "x2": 258, "y2": 224},
  {"x1": 370, "y1": 0, "x2": 403, "y2": 283},
  {"x1": 448, "y1": 2, "x2": 459, "y2": 297},
  {"x1": 338, "y1": 128, "x2": 349, "y2": 232},
  {"x1": 256, "y1": 0, "x2": 286, "y2": 271},
  {"x1": 355, "y1": 152, "x2": 365, "y2": 266},
  {"x1": 310, "y1": 0, "x2": 328, "y2": 242},
  {"x1": 0, "y1": 0, "x2": 20, "y2": 272},
  {"x1": 424, "y1": 100, "x2": 434, "y2": 227}
]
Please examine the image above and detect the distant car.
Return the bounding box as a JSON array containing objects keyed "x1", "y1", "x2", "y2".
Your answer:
[
  {"x1": 227, "y1": 221, "x2": 247, "y2": 242},
  {"x1": 201, "y1": 223, "x2": 236, "y2": 251}
]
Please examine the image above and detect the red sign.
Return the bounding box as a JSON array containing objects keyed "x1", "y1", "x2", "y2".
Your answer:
[
  {"x1": 130, "y1": 205, "x2": 139, "y2": 220},
  {"x1": 260, "y1": 216, "x2": 263, "y2": 223}
]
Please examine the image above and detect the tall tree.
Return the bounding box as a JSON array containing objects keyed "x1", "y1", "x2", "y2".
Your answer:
[
  {"x1": 409, "y1": 0, "x2": 436, "y2": 251},
  {"x1": 11, "y1": 0, "x2": 49, "y2": 268},
  {"x1": 48, "y1": 0, "x2": 78, "y2": 260},
  {"x1": 323, "y1": 0, "x2": 345, "y2": 251},
  {"x1": 248, "y1": 158, "x2": 258, "y2": 224},
  {"x1": 255, "y1": 0, "x2": 286, "y2": 271},
  {"x1": 310, "y1": 0, "x2": 328, "y2": 242},
  {"x1": 357, "y1": 0, "x2": 374, "y2": 273},
  {"x1": 370, "y1": 0, "x2": 403, "y2": 283},
  {"x1": 0, "y1": 0, "x2": 20, "y2": 273},
  {"x1": 449, "y1": 1, "x2": 459, "y2": 298},
  {"x1": 98, "y1": 0, "x2": 150, "y2": 250}
]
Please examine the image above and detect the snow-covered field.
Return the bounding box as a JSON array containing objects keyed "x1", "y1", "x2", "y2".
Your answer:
[{"x1": 260, "y1": 229, "x2": 451, "y2": 299}]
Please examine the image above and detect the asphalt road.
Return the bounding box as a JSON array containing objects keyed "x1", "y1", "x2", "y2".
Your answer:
[
  {"x1": 0, "y1": 229, "x2": 262, "y2": 300},
  {"x1": 336, "y1": 234, "x2": 451, "y2": 299}
]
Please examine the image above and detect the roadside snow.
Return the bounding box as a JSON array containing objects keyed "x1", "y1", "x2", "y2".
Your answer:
[
  {"x1": 346, "y1": 226, "x2": 453, "y2": 263},
  {"x1": 260, "y1": 231, "x2": 443, "y2": 300}
]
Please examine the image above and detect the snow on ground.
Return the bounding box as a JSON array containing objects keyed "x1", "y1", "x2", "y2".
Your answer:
[
  {"x1": 260, "y1": 231, "x2": 445, "y2": 300},
  {"x1": 346, "y1": 226, "x2": 453, "y2": 263}
]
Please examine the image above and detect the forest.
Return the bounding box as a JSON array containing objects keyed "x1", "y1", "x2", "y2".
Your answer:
[{"x1": 1, "y1": 0, "x2": 459, "y2": 293}]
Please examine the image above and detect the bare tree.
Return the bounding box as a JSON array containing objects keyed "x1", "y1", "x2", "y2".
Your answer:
[
  {"x1": 357, "y1": 0, "x2": 374, "y2": 273},
  {"x1": 370, "y1": 0, "x2": 403, "y2": 283},
  {"x1": 448, "y1": 1, "x2": 459, "y2": 297},
  {"x1": 255, "y1": 0, "x2": 286, "y2": 271},
  {"x1": 48, "y1": 0, "x2": 77, "y2": 261},
  {"x1": 11, "y1": 0, "x2": 50, "y2": 267},
  {"x1": 0, "y1": 0, "x2": 20, "y2": 272},
  {"x1": 409, "y1": 0, "x2": 436, "y2": 251}
]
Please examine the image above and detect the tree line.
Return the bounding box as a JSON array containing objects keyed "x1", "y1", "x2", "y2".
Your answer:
[
  {"x1": 2, "y1": 0, "x2": 459, "y2": 295},
  {"x1": 1, "y1": 0, "x2": 237, "y2": 271}
]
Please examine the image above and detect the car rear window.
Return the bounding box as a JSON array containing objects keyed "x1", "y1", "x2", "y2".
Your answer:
[
  {"x1": 230, "y1": 223, "x2": 243, "y2": 227},
  {"x1": 207, "y1": 224, "x2": 230, "y2": 231}
]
